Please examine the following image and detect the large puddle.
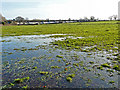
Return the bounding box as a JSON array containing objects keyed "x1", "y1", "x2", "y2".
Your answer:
[{"x1": 1, "y1": 34, "x2": 119, "y2": 88}]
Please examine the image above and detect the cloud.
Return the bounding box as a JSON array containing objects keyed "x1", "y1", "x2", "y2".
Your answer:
[
  {"x1": 2, "y1": 0, "x2": 41, "y2": 2},
  {"x1": 2, "y1": 0, "x2": 119, "y2": 20},
  {"x1": 3, "y1": 6, "x2": 48, "y2": 19},
  {"x1": 2, "y1": 0, "x2": 69, "y2": 3}
]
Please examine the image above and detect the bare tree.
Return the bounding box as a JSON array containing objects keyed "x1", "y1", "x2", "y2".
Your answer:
[
  {"x1": 96, "y1": 18, "x2": 99, "y2": 21},
  {"x1": 84, "y1": 17, "x2": 88, "y2": 21},
  {"x1": 25, "y1": 17, "x2": 29, "y2": 24},
  {"x1": 15, "y1": 16, "x2": 24, "y2": 25},
  {"x1": 108, "y1": 16, "x2": 113, "y2": 21},
  {"x1": 112, "y1": 15, "x2": 117, "y2": 20},
  {"x1": 68, "y1": 18, "x2": 71, "y2": 21},
  {"x1": 90, "y1": 16, "x2": 95, "y2": 21}
]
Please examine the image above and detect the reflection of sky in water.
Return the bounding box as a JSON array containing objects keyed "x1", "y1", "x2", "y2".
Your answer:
[{"x1": 2, "y1": 34, "x2": 119, "y2": 88}]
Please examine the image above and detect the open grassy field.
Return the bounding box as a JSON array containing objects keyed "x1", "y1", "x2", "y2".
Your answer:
[
  {"x1": 1, "y1": 21, "x2": 120, "y2": 88},
  {"x1": 2, "y1": 21, "x2": 118, "y2": 36},
  {"x1": 2, "y1": 21, "x2": 119, "y2": 53}
]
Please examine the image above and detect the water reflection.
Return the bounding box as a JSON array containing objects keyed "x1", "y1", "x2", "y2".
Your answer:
[{"x1": 1, "y1": 34, "x2": 119, "y2": 88}]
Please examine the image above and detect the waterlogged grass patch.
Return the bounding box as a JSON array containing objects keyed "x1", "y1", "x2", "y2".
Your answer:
[
  {"x1": 14, "y1": 77, "x2": 29, "y2": 83},
  {"x1": 81, "y1": 49, "x2": 89, "y2": 52},
  {"x1": 109, "y1": 80, "x2": 115, "y2": 84},
  {"x1": 101, "y1": 63, "x2": 111, "y2": 68},
  {"x1": 66, "y1": 77, "x2": 72, "y2": 82},
  {"x1": 87, "y1": 53, "x2": 92, "y2": 55},
  {"x1": 97, "y1": 66, "x2": 104, "y2": 70},
  {"x1": 22, "y1": 85, "x2": 28, "y2": 89},
  {"x1": 56, "y1": 55, "x2": 63, "y2": 58},
  {"x1": 8, "y1": 52, "x2": 13, "y2": 54},
  {"x1": 112, "y1": 61, "x2": 118, "y2": 63},
  {"x1": 67, "y1": 74, "x2": 75, "y2": 78},
  {"x1": 73, "y1": 63, "x2": 79, "y2": 67},
  {"x1": 101, "y1": 78, "x2": 105, "y2": 81},
  {"x1": 22, "y1": 66, "x2": 25, "y2": 69},
  {"x1": 39, "y1": 71, "x2": 49, "y2": 75},
  {"x1": 66, "y1": 73, "x2": 76, "y2": 82},
  {"x1": 51, "y1": 66, "x2": 60, "y2": 69},
  {"x1": 89, "y1": 61, "x2": 94, "y2": 64},
  {"x1": 25, "y1": 77, "x2": 30, "y2": 80},
  {"x1": 57, "y1": 60, "x2": 61, "y2": 62},
  {"x1": 2, "y1": 22, "x2": 118, "y2": 57},
  {"x1": 18, "y1": 58, "x2": 26, "y2": 64},
  {"x1": 65, "y1": 62, "x2": 71, "y2": 66},
  {"x1": 21, "y1": 49, "x2": 27, "y2": 51},
  {"x1": 13, "y1": 48, "x2": 20, "y2": 50},
  {"x1": 113, "y1": 64, "x2": 120, "y2": 71},
  {"x1": 112, "y1": 53, "x2": 118, "y2": 56},
  {"x1": 47, "y1": 22, "x2": 118, "y2": 58},
  {"x1": 28, "y1": 48, "x2": 39, "y2": 50},
  {"x1": 106, "y1": 69, "x2": 114, "y2": 72},
  {"x1": 1, "y1": 40, "x2": 11, "y2": 42},
  {"x1": 106, "y1": 57, "x2": 113, "y2": 60},
  {"x1": 9, "y1": 83, "x2": 14, "y2": 86},
  {"x1": 32, "y1": 66, "x2": 37, "y2": 69},
  {"x1": 63, "y1": 59, "x2": 67, "y2": 62}
]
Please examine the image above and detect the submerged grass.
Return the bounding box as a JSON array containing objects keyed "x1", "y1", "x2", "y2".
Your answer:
[
  {"x1": 2, "y1": 21, "x2": 118, "y2": 54},
  {"x1": 1, "y1": 21, "x2": 119, "y2": 88}
]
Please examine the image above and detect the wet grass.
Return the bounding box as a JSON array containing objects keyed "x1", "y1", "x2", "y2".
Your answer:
[
  {"x1": 1, "y1": 21, "x2": 120, "y2": 88},
  {"x1": 2, "y1": 21, "x2": 119, "y2": 58},
  {"x1": 2, "y1": 21, "x2": 118, "y2": 37},
  {"x1": 101, "y1": 63, "x2": 111, "y2": 68}
]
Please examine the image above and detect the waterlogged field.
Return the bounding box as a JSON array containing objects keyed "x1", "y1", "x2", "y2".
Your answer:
[{"x1": 1, "y1": 21, "x2": 120, "y2": 88}]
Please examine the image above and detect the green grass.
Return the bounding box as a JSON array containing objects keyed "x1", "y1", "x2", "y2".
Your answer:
[
  {"x1": 113, "y1": 64, "x2": 120, "y2": 71},
  {"x1": 56, "y1": 55, "x2": 63, "y2": 58},
  {"x1": 66, "y1": 77, "x2": 72, "y2": 82},
  {"x1": 2, "y1": 21, "x2": 118, "y2": 37},
  {"x1": 97, "y1": 66, "x2": 104, "y2": 70},
  {"x1": 1, "y1": 21, "x2": 119, "y2": 88},
  {"x1": 101, "y1": 63, "x2": 111, "y2": 68},
  {"x1": 1, "y1": 21, "x2": 119, "y2": 59},
  {"x1": 39, "y1": 71, "x2": 49, "y2": 75},
  {"x1": 67, "y1": 74, "x2": 75, "y2": 78},
  {"x1": 14, "y1": 77, "x2": 30, "y2": 83}
]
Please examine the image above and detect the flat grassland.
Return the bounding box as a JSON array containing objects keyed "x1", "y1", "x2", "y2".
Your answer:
[
  {"x1": 2, "y1": 21, "x2": 119, "y2": 52},
  {"x1": 1, "y1": 21, "x2": 120, "y2": 88}
]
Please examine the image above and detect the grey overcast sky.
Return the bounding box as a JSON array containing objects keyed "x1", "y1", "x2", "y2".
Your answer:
[{"x1": 1, "y1": 0, "x2": 120, "y2": 20}]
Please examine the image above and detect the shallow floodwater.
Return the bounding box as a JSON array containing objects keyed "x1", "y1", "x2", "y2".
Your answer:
[{"x1": 1, "y1": 34, "x2": 119, "y2": 88}]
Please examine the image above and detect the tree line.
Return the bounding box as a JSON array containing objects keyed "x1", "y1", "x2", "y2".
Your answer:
[{"x1": 0, "y1": 15, "x2": 118, "y2": 25}]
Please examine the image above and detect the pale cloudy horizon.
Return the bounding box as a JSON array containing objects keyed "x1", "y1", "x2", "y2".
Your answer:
[{"x1": 1, "y1": 0, "x2": 120, "y2": 20}]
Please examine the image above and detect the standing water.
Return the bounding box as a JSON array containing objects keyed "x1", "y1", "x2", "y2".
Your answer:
[{"x1": 1, "y1": 34, "x2": 119, "y2": 88}]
